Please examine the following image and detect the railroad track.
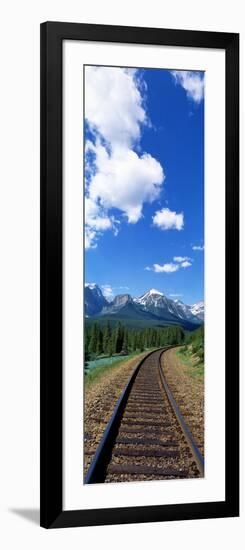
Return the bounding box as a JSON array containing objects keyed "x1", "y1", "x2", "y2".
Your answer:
[{"x1": 85, "y1": 347, "x2": 204, "y2": 484}]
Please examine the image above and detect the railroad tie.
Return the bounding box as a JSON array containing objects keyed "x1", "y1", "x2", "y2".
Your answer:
[
  {"x1": 107, "y1": 464, "x2": 188, "y2": 477},
  {"x1": 119, "y1": 426, "x2": 172, "y2": 435},
  {"x1": 116, "y1": 437, "x2": 178, "y2": 447},
  {"x1": 120, "y1": 419, "x2": 171, "y2": 427},
  {"x1": 113, "y1": 448, "x2": 180, "y2": 458}
]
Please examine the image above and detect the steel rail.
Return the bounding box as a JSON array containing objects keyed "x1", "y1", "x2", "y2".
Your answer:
[
  {"x1": 158, "y1": 350, "x2": 205, "y2": 476},
  {"x1": 84, "y1": 348, "x2": 166, "y2": 484},
  {"x1": 85, "y1": 345, "x2": 204, "y2": 483}
]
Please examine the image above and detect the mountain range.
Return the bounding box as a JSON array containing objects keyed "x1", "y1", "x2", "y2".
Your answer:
[{"x1": 85, "y1": 284, "x2": 204, "y2": 331}]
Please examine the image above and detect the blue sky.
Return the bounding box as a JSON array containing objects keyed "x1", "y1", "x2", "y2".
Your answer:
[{"x1": 84, "y1": 66, "x2": 204, "y2": 305}]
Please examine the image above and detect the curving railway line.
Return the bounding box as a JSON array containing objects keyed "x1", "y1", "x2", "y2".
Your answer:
[{"x1": 84, "y1": 347, "x2": 204, "y2": 484}]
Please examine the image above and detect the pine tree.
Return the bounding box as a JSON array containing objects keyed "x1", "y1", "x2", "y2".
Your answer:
[
  {"x1": 108, "y1": 336, "x2": 113, "y2": 357},
  {"x1": 84, "y1": 328, "x2": 91, "y2": 360},
  {"x1": 131, "y1": 331, "x2": 137, "y2": 351},
  {"x1": 138, "y1": 332, "x2": 144, "y2": 352},
  {"x1": 103, "y1": 321, "x2": 111, "y2": 355},
  {"x1": 121, "y1": 329, "x2": 129, "y2": 355},
  {"x1": 88, "y1": 323, "x2": 98, "y2": 357},
  {"x1": 95, "y1": 326, "x2": 103, "y2": 356},
  {"x1": 115, "y1": 322, "x2": 123, "y2": 353}
]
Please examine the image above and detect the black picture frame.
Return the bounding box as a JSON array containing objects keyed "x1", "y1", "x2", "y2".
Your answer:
[{"x1": 40, "y1": 21, "x2": 239, "y2": 528}]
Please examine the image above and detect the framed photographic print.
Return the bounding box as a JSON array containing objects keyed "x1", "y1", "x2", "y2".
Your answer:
[{"x1": 40, "y1": 22, "x2": 239, "y2": 528}]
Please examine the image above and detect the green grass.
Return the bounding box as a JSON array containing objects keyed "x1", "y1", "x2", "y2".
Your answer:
[
  {"x1": 176, "y1": 347, "x2": 204, "y2": 379},
  {"x1": 85, "y1": 350, "x2": 152, "y2": 387},
  {"x1": 86, "y1": 354, "x2": 127, "y2": 372}
]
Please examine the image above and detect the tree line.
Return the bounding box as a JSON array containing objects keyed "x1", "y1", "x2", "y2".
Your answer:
[{"x1": 85, "y1": 321, "x2": 185, "y2": 360}]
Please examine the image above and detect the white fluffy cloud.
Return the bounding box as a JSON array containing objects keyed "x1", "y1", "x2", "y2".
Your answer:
[
  {"x1": 152, "y1": 208, "x2": 184, "y2": 231},
  {"x1": 85, "y1": 66, "x2": 146, "y2": 148},
  {"x1": 171, "y1": 70, "x2": 204, "y2": 103},
  {"x1": 85, "y1": 196, "x2": 119, "y2": 249},
  {"x1": 146, "y1": 255, "x2": 193, "y2": 273},
  {"x1": 181, "y1": 260, "x2": 192, "y2": 268},
  {"x1": 192, "y1": 244, "x2": 204, "y2": 251},
  {"x1": 84, "y1": 66, "x2": 165, "y2": 247},
  {"x1": 85, "y1": 228, "x2": 97, "y2": 250},
  {"x1": 173, "y1": 256, "x2": 191, "y2": 263},
  {"x1": 153, "y1": 262, "x2": 179, "y2": 273},
  {"x1": 88, "y1": 141, "x2": 163, "y2": 224},
  {"x1": 85, "y1": 197, "x2": 113, "y2": 231}
]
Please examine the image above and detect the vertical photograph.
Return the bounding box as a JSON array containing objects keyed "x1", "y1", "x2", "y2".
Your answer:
[{"x1": 83, "y1": 65, "x2": 204, "y2": 484}]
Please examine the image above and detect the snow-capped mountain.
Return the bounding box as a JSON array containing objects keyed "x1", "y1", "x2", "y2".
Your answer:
[
  {"x1": 84, "y1": 283, "x2": 109, "y2": 316},
  {"x1": 85, "y1": 284, "x2": 204, "y2": 328},
  {"x1": 190, "y1": 301, "x2": 204, "y2": 322},
  {"x1": 136, "y1": 288, "x2": 164, "y2": 306},
  {"x1": 171, "y1": 300, "x2": 199, "y2": 321},
  {"x1": 134, "y1": 290, "x2": 201, "y2": 325},
  {"x1": 135, "y1": 289, "x2": 181, "y2": 320}
]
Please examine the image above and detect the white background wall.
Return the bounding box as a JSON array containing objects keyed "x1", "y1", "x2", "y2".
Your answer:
[{"x1": 0, "y1": 0, "x2": 244, "y2": 548}]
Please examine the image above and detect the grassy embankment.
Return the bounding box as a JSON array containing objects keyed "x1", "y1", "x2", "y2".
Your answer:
[
  {"x1": 85, "y1": 349, "x2": 155, "y2": 388},
  {"x1": 176, "y1": 325, "x2": 204, "y2": 379},
  {"x1": 176, "y1": 347, "x2": 204, "y2": 378}
]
